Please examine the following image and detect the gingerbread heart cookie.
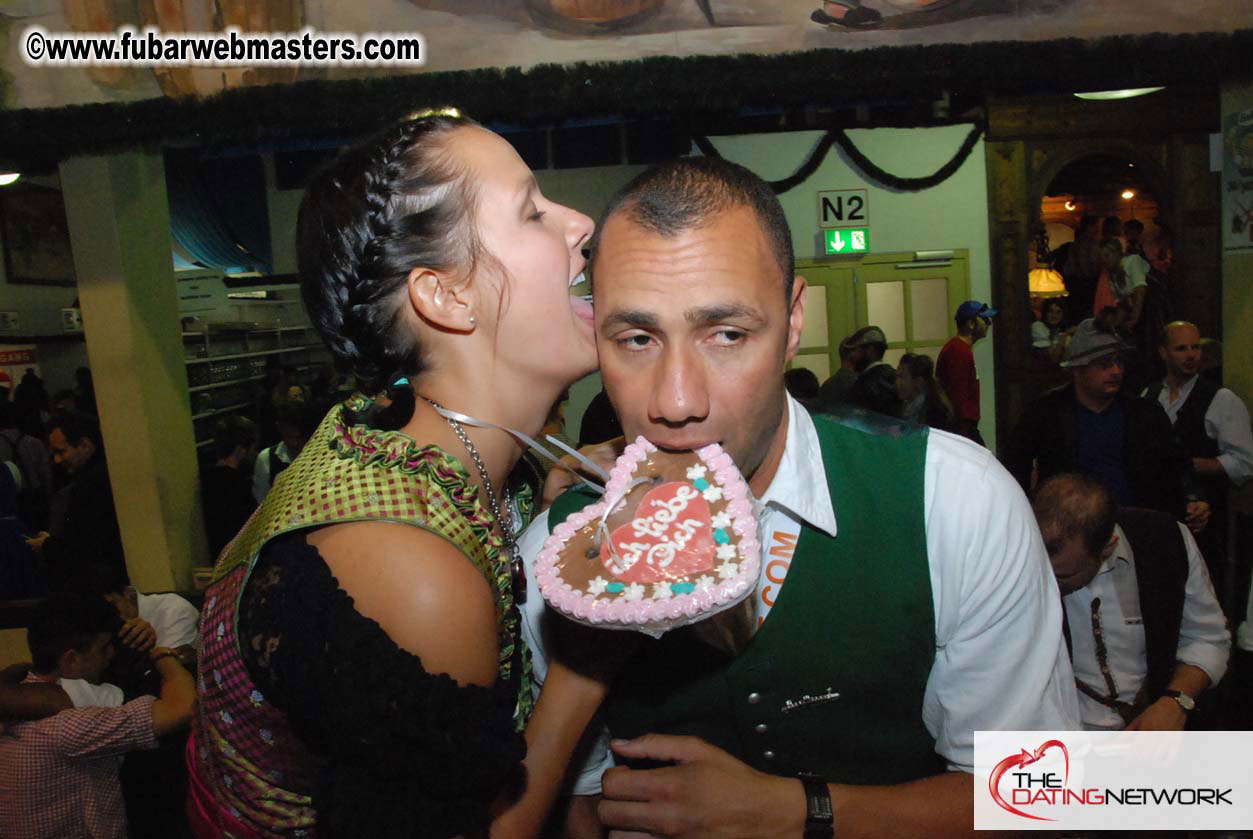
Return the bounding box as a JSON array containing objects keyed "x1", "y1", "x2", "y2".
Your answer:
[{"x1": 536, "y1": 437, "x2": 760, "y2": 636}]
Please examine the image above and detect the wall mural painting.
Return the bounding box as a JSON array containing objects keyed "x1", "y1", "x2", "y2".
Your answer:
[
  {"x1": 1223, "y1": 106, "x2": 1253, "y2": 252},
  {"x1": 0, "y1": 0, "x2": 1247, "y2": 109}
]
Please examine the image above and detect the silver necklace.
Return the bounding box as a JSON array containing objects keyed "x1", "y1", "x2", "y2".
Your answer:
[{"x1": 423, "y1": 397, "x2": 526, "y2": 602}]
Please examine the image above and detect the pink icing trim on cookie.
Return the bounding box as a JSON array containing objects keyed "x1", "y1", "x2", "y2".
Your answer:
[{"x1": 539, "y1": 439, "x2": 760, "y2": 633}]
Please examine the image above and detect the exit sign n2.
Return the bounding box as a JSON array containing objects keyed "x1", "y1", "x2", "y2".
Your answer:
[
  {"x1": 818, "y1": 189, "x2": 868, "y2": 229},
  {"x1": 824, "y1": 228, "x2": 868, "y2": 255}
]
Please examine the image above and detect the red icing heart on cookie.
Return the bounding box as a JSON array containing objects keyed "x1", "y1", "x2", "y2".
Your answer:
[{"x1": 600, "y1": 481, "x2": 715, "y2": 584}]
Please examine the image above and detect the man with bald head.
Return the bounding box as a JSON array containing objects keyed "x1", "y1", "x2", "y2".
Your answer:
[
  {"x1": 1143, "y1": 321, "x2": 1253, "y2": 613},
  {"x1": 520, "y1": 156, "x2": 1078, "y2": 838}
]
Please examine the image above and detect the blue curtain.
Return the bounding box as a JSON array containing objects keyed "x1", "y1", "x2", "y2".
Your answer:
[{"x1": 164, "y1": 149, "x2": 273, "y2": 275}]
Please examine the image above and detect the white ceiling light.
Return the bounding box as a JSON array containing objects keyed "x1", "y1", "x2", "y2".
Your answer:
[
  {"x1": 0, "y1": 173, "x2": 20, "y2": 186},
  {"x1": 1074, "y1": 87, "x2": 1165, "y2": 101}
]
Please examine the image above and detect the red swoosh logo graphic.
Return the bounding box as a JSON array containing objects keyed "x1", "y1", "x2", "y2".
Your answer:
[{"x1": 988, "y1": 740, "x2": 1070, "y2": 821}]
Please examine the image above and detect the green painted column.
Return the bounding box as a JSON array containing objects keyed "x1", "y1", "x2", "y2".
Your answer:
[{"x1": 59, "y1": 151, "x2": 207, "y2": 591}]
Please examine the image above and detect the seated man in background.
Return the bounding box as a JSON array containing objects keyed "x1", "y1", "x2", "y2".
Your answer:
[
  {"x1": 0, "y1": 592, "x2": 196, "y2": 839},
  {"x1": 1032, "y1": 474, "x2": 1229, "y2": 730}
]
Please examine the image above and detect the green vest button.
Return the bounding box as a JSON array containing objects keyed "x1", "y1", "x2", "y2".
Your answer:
[
  {"x1": 763, "y1": 750, "x2": 776, "y2": 761},
  {"x1": 755, "y1": 723, "x2": 769, "y2": 734},
  {"x1": 747, "y1": 692, "x2": 762, "y2": 704}
]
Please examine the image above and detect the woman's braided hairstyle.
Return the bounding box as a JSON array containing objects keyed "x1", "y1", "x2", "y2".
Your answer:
[{"x1": 298, "y1": 109, "x2": 482, "y2": 429}]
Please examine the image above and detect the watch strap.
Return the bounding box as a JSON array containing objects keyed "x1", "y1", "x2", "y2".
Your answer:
[
  {"x1": 798, "y1": 773, "x2": 834, "y2": 839},
  {"x1": 1162, "y1": 689, "x2": 1195, "y2": 711}
]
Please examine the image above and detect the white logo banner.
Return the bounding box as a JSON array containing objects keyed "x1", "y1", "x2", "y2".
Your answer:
[{"x1": 975, "y1": 731, "x2": 1253, "y2": 830}]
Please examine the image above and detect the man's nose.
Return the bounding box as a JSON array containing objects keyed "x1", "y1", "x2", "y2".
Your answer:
[{"x1": 649, "y1": 345, "x2": 710, "y2": 426}]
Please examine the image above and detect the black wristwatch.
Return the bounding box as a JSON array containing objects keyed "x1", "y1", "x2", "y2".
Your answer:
[{"x1": 798, "y1": 773, "x2": 834, "y2": 839}]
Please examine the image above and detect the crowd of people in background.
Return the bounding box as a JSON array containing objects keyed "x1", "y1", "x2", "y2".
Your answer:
[{"x1": 0, "y1": 360, "x2": 347, "y2": 837}]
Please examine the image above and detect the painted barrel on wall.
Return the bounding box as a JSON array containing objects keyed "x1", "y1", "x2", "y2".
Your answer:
[
  {"x1": 63, "y1": 0, "x2": 303, "y2": 97},
  {"x1": 525, "y1": 0, "x2": 666, "y2": 32},
  {"x1": 63, "y1": 0, "x2": 143, "y2": 87},
  {"x1": 140, "y1": 0, "x2": 303, "y2": 98}
]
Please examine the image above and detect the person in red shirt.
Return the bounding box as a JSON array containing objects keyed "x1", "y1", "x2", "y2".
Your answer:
[{"x1": 936, "y1": 300, "x2": 996, "y2": 445}]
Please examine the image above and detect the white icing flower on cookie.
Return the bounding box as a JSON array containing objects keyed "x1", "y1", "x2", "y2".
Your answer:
[
  {"x1": 695, "y1": 575, "x2": 715, "y2": 592},
  {"x1": 651, "y1": 584, "x2": 673, "y2": 600},
  {"x1": 716, "y1": 543, "x2": 738, "y2": 561},
  {"x1": 686, "y1": 464, "x2": 708, "y2": 481},
  {"x1": 624, "y1": 582, "x2": 646, "y2": 601},
  {"x1": 588, "y1": 576, "x2": 609, "y2": 596},
  {"x1": 701, "y1": 485, "x2": 724, "y2": 502},
  {"x1": 717, "y1": 560, "x2": 739, "y2": 580},
  {"x1": 711, "y1": 511, "x2": 732, "y2": 529}
]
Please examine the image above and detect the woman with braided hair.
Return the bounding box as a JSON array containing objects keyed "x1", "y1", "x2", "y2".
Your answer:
[{"x1": 187, "y1": 109, "x2": 605, "y2": 838}]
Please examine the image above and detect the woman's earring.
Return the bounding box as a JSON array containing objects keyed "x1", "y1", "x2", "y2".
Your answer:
[{"x1": 469, "y1": 315, "x2": 476, "y2": 326}]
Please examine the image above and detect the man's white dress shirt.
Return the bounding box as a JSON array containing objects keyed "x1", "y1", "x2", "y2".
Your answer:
[
  {"x1": 1062, "y1": 523, "x2": 1230, "y2": 730},
  {"x1": 1154, "y1": 374, "x2": 1253, "y2": 486},
  {"x1": 519, "y1": 395, "x2": 1079, "y2": 793},
  {"x1": 136, "y1": 592, "x2": 201, "y2": 650}
]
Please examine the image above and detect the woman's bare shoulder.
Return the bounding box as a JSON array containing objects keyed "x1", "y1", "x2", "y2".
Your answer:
[{"x1": 309, "y1": 521, "x2": 499, "y2": 687}]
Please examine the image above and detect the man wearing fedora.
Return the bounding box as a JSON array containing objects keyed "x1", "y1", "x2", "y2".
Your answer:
[{"x1": 1004, "y1": 319, "x2": 1208, "y2": 532}]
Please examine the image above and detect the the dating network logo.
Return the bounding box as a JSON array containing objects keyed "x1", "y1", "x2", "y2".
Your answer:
[{"x1": 976, "y1": 731, "x2": 1247, "y2": 830}]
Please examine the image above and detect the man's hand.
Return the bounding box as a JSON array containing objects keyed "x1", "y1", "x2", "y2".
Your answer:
[
  {"x1": 119, "y1": 618, "x2": 157, "y2": 652},
  {"x1": 540, "y1": 439, "x2": 624, "y2": 511},
  {"x1": 1184, "y1": 500, "x2": 1210, "y2": 534},
  {"x1": 599, "y1": 735, "x2": 802, "y2": 839},
  {"x1": 24, "y1": 531, "x2": 49, "y2": 551},
  {"x1": 1126, "y1": 697, "x2": 1188, "y2": 731}
]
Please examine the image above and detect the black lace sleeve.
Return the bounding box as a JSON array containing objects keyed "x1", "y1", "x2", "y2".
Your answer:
[{"x1": 238, "y1": 533, "x2": 526, "y2": 839}]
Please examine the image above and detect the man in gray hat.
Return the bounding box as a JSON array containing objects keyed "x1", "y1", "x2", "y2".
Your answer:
[
  {"x1": 1004, "y1": 319, "x2": 1207, "y2": 531},
  {"x1": 843, "y1": 326, "x2": 903, "y2": 418},
  {"x1": 815, "y1": 326, "x2": 890, "y2": 414}
]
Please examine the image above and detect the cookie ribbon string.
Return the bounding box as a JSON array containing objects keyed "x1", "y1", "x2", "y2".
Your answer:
[
  {"x1": 426, "y1": 404, "x2": 609, "y2": 494},
  {"x1": 594, "y1": 475, "x2": 657, "y2": 572}
]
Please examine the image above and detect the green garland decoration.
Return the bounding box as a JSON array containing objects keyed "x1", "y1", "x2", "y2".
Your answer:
[
  {"x1": 0, "y1": 30, "x2": 1251, "y2": 168},
  {"x1": 696, "y1": 122, "x2": 984, "y2": 194}
]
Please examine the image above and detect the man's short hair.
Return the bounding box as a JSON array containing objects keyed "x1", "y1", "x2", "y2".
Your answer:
[
  {"x1": 274, "y1": 403, "x2": 317, "y2": 438},
  {"x1": 51, "y1": 411, "x2": 102, "y2": 449},
  {"x1": 1158, "y1": 319, "x2": 1198, "y2": 347},
  {"x1": 64, "y1": 562, "x2": 130, "y2": 601},
  {"x1": 212, "y1": 415, "x2": 258, "y2": 461},
  {"x1": 589, "y1": 156, "x2": 795, "y2": 304},
  {"x1": 28, "y1": 591, "x2": 121, "y2": 673},
  {"x1": 1123, "y1": 219, "x2": 1144, "y2": 236},
  {"x1": 1031, "y1": 473, "x2": 1117, "y2": 559}
]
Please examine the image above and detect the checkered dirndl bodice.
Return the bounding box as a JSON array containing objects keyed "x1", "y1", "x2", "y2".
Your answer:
[{"x1": 192, "y1": 397, "x2": 533, "y2": 835}]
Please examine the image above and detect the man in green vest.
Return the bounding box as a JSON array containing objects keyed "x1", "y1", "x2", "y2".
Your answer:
[{"x1": 520, "y1": 156, "x2": 1079, "y2": 838}]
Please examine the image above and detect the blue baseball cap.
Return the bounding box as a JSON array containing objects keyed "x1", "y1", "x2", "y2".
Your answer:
[{"x1": 955, "y1": 300, "x2": 997, "y2": 323}]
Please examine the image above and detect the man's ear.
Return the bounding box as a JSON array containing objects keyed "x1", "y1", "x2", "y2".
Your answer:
[
  {"x1": 407, "y1": 267, "x2": 475, "y2": 332},
  {"x1": 58, "y1": 648, "x2": 81, "y2": 678},
  {"x1": 785, "y1": 275, "x2": 807, "y2": 362},
  {"x1": 1099, "y1": 531, "x2": 1119, "y2": 562}
]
